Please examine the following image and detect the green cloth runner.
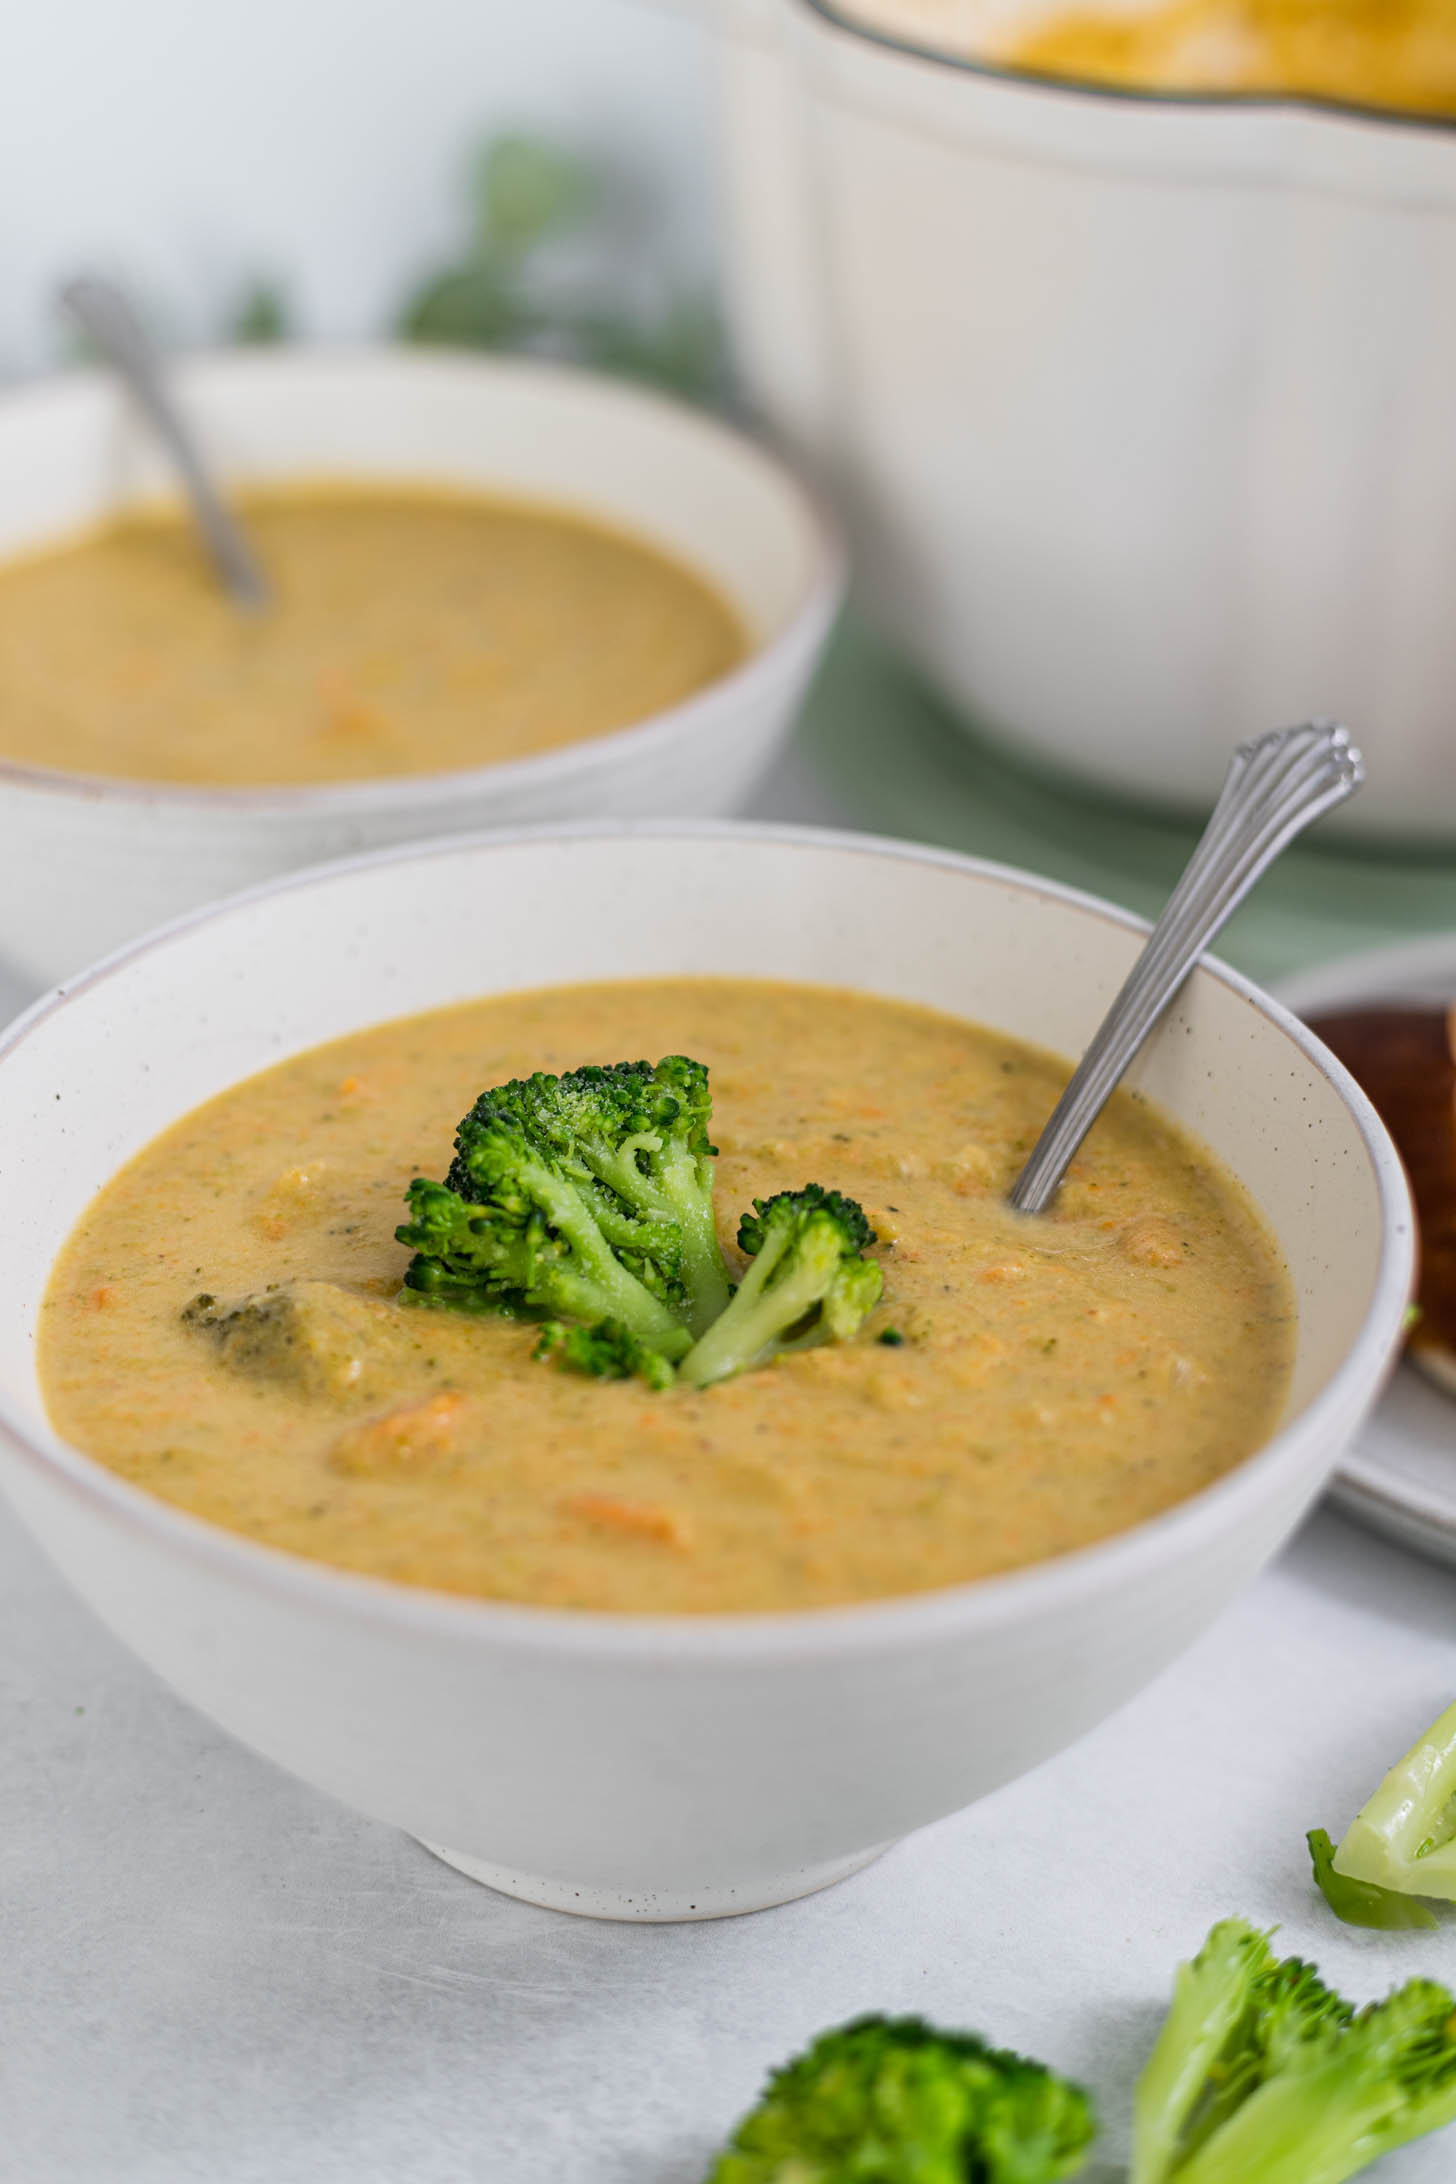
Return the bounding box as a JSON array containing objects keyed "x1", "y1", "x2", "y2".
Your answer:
[{"x1": 798, "y1": 623, "x2": 1456, "y2": 986}]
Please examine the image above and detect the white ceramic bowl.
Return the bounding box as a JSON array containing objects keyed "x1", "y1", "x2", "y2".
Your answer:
[
  {"x1": 707, "y1": 0, "x2": 1456, "y2": 838},
  {"x1": 0, "y1": 347, "x2": 842, "y2": 986},
  {"x1": 0, "y1": 826, "x2": 1414, "y2": 1920}
]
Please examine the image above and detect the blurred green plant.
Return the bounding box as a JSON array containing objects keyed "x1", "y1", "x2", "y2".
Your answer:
[
  {"x1": 475, "y1": 134, "x2": 595, "y2": 256},
  {"x1": 60, "y1": 275, "x2": 290, "y2": 366},
  {"x1": 51, "y1": 135, "x2": 720, "y2": 405},
  {"x1": 398, "y1": 134, "x2": 727, "y2": 407},
  {"x1": 228, "y1": 279, "x2": 291, "y2": 344}
]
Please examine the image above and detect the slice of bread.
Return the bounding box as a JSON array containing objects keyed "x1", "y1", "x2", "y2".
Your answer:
[{"x1": 1307, "y1": 1006, "x2": 1456, "y2": 1397}]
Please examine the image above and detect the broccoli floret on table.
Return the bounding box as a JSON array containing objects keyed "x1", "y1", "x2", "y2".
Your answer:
[
  {"x1": 1131, "y1": 1916, "x2": 1456, "y2": 2183},
  {"x1": 1318, "y1": 1696, "x2": 1456, "y2": 1913},
  {"x1": 678, "y1": 1185, "x2": 883, "y2": 1390},
  {"x1": 705, "y1": 2013, "x2": 1095, "y2": 2184},
  {"x1": 1306, "y1": 1827, "x2": 1438, "y2": 1931}
]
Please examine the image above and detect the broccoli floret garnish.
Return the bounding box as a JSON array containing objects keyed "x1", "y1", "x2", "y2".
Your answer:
[
  {"x1": 1132, "y1": 1916, "x2": 1456, "y2": 2183},
  {"x1": 678, "y1": 1185, "x2": 883, "y2": 1391},
  {"x1": 400, "y1": 1065, "x2": 888, "y2": 1391},
  {"x1": 1307, "y1": 1828, "x2": 1438, "y2": 1932},
  {"x1": 534, "y1": 1317, "x2": 677, "y2": 1391},
  {"x1": 705, "y1": 2014, "x2": 1095, "y2": 2184},
  {"x1": 1319, "y1": 1696, "x2": 1456, "y2": 1912},
  {"x1": 398, "y1": 1156, "x2": 691, "y2": 1361},
  {"x1": 448, "y1": 1056, "x2": 729, "y2": 1335},
  {"x1": 397, "y1": 1055, "x2": 734, "y2": 1352},
  {"x1": 530, "y1": 1184, "x2": 883, "y2": 1394}
]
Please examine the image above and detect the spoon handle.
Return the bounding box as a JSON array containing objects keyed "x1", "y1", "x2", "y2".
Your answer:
[
  {"x1": 61, "y1": 276, "x2": 270, "y2": 613},
  {"x1": 1008, "y1": 721, "x2": 1364, "y2": 1216}
]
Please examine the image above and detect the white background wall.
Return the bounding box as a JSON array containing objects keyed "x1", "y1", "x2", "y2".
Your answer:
[{"x1": 0, "y1": 0, "x2": 715, "y2": 376}]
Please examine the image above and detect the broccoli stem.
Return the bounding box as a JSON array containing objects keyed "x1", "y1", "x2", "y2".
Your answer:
[
  {"x1": 1308, "y1": 1828, "x2": 1438, "y2": 1932},
  {"x1": 1173, "y1": 2051, "x2": 1426, "y2": 2184},
  {"x1": 1132, "y1": 1923, "x2": 1269, "y2": 2184},
  {"x1": 678, "y1": 1223, "x2": 821, "y2": 1390},
  {"x1": 572, "y1": 1124, "x2": 728, "y2": 1335},
  {"x1": 1332, "y1": 1698, "x2": 1456, "y2": 1903},
  {"x1": 1134, "y1": 1920, "x2": 1456, "y2": 2184},
  {"x1": 524, "y1": 1159, "x2": 689, "y2": 1351},
  {"x1": 653, "y1": 1138, "x2": 732, "y2": 1334}
]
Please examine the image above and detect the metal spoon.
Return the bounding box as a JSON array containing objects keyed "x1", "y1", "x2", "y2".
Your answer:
[
  {"x1": 1008, "y1": 720, "x2": 1364, "y2": 1215},
  {"x1": 60, "y1": 274, "x2": 270, "y2": 612}
]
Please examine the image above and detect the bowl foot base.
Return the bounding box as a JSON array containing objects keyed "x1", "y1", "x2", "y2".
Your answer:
[{"x1": 414, "y1": 1838, "x2": 891, "y2": 1921}]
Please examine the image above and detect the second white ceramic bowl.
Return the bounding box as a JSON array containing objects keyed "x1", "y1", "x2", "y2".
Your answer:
[
  {"x1": 0, "y1": 826, "x2": 1414, "y2": 1919},
  {"x1": 709, "y1": 0, "x2": 1456, "y2": 837},
  {"x1": 0, "y1": 347, "x2": 841, "y2": 985}
]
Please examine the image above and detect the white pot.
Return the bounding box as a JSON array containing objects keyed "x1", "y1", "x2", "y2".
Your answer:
[
  {"x1": 707, "y1": 0, "x2": 1456, "y2": 837},
  {"x1": 0, "y1": 825, "x2": 1413, "y2": 1920},
  {"x1": 0, "y1": 347, "x2": 842, "y2": 986}
]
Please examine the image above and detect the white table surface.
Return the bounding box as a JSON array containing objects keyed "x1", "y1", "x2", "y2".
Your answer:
[{"x1": 4, "y1": 738, "x2": 1456, "y2": 2184}]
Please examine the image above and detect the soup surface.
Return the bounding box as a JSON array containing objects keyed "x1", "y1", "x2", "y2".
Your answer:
[
  {"x1": 40, "y1": 979, "x2": 1294, "y2": 1614},
  {"x1": 0, "y1": 487, "x2": 745, "y2": 787},
  {"x1": 1013, "y1": 0, "x2": 1456, "y2": 114}
]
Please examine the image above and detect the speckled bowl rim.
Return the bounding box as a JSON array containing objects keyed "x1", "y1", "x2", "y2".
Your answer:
[
  {"x1": 0, "y1": 348, "x2": 846, "y2": 814},
  {"x1": 0, "y1": 820, "x2": 1417, "y2": 1659}
]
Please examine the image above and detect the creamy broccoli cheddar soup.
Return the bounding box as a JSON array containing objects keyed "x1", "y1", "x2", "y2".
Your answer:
[
  {"x1": 40, "y1": 979, "x2": 1294, "y2": 1614},
  {"x1": 0, "y1": 487, "x2": 744, "y2": 787}
]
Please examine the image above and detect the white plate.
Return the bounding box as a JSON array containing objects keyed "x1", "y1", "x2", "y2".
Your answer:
[{"x1": 1278, "y1": 934, "x2": 1456, "y2": 1572}]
